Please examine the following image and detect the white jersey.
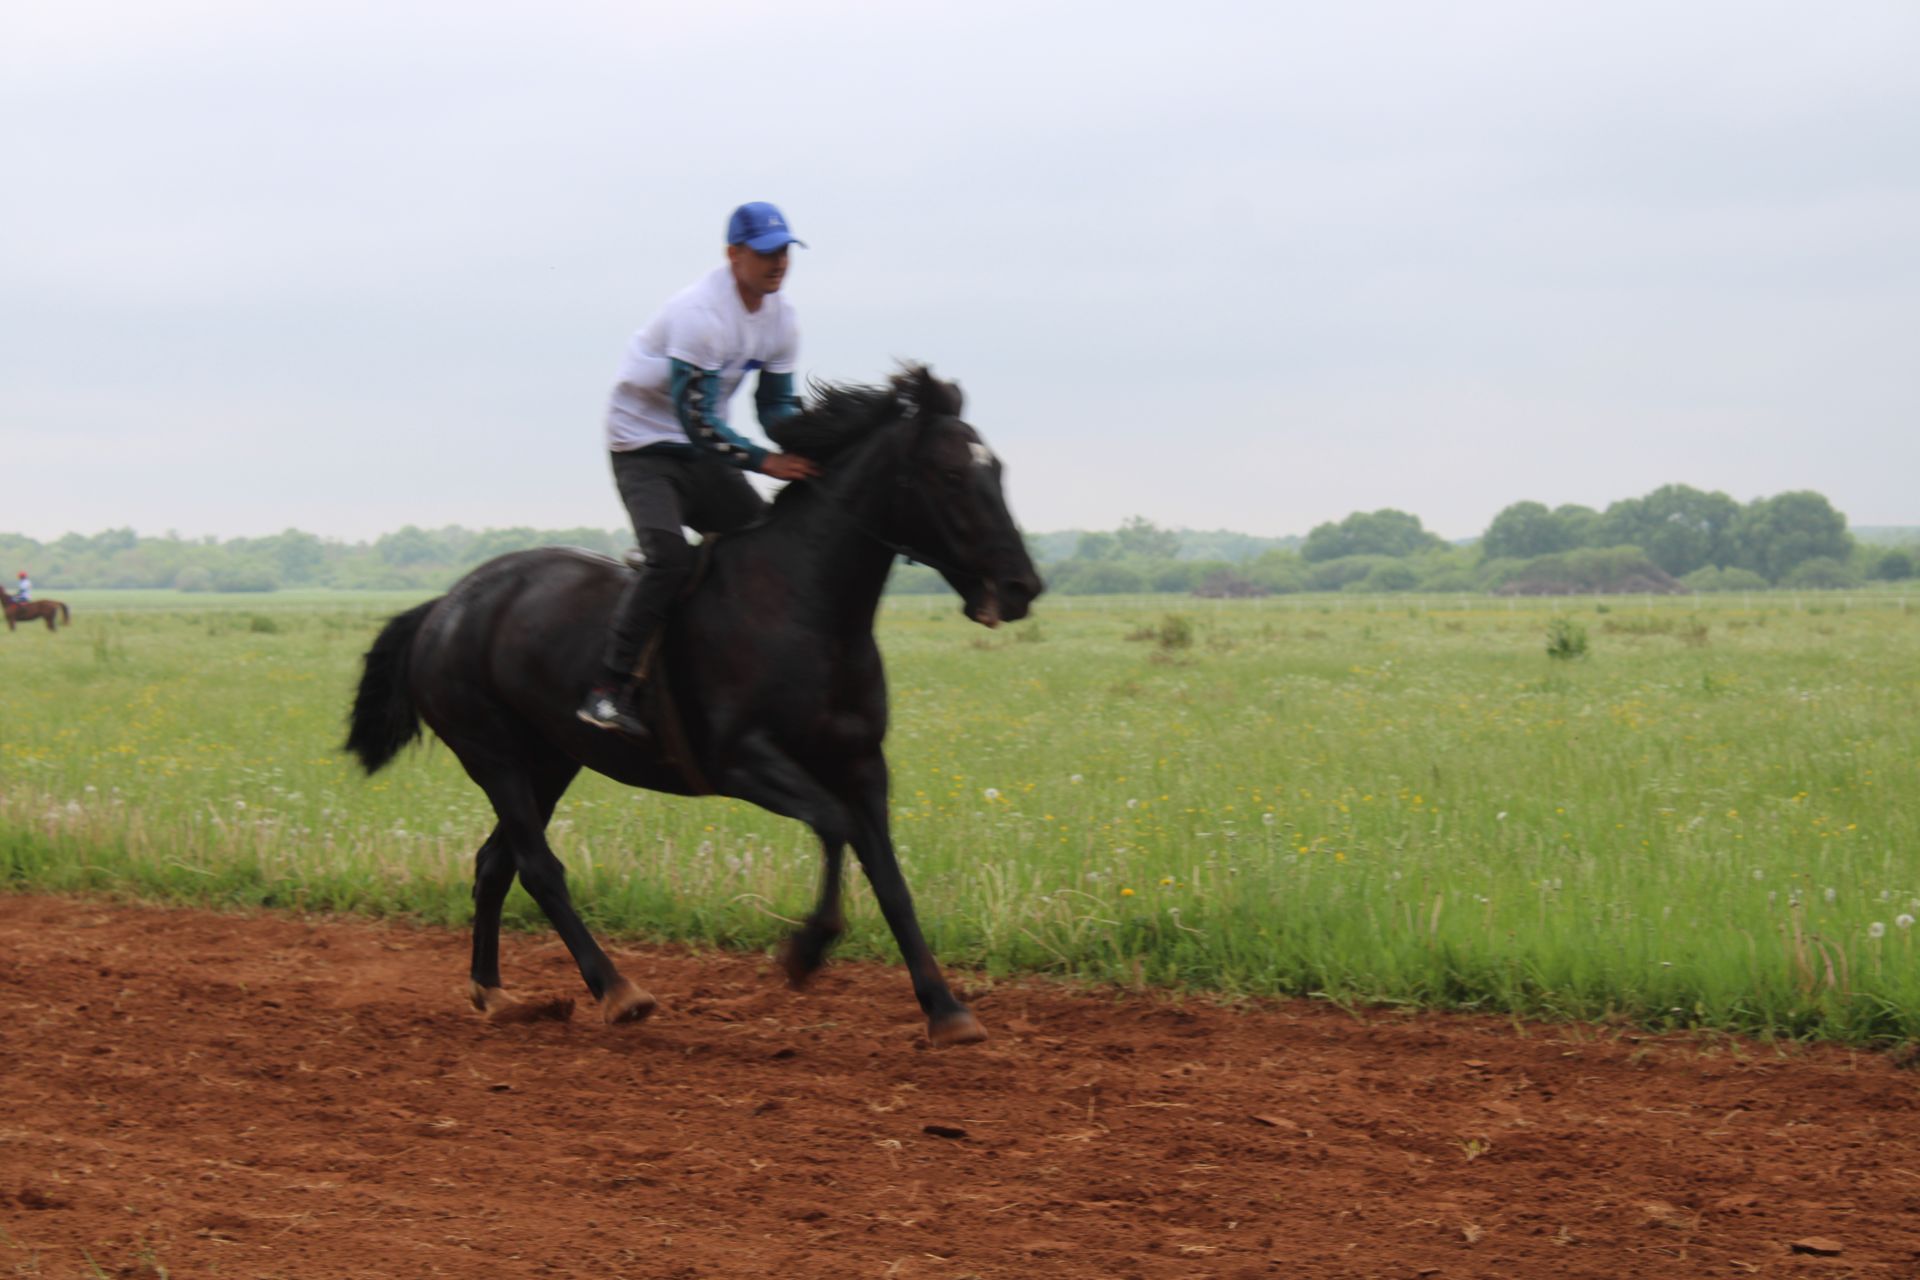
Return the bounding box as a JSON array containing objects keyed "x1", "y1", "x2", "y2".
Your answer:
[{"x1": 604, "y1": 266, "x2": 799, "y2": 452}]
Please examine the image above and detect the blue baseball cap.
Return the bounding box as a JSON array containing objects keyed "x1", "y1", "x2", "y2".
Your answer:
[{"x1": 727, "y1": 201, "x2": 806, "y2": 252}]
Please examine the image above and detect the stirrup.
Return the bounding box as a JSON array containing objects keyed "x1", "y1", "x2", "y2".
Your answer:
[{"x1": 576, "y1": 685, "x2": 648, "y2": 736}]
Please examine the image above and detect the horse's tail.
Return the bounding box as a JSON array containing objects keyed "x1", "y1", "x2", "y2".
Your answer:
[
  {"x1": 345, "y1": 599, "x2": 437, "y2": 774},
  {"x1": 59, "y1": 603, "x2": 70, "y2": 622}
]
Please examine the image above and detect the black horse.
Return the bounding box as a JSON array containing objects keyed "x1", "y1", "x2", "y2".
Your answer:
[{"x1": 346, "y1": 367, "x2": 1042, "y2": 1046}]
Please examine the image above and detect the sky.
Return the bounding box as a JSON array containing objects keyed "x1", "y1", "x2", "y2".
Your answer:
[{"x1": 3, "y1": 1, "x2": 1916, "y2": 544}]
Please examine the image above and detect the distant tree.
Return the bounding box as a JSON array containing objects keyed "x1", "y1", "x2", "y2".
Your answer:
[
  {"x1": 1114, "y1": 516, "x2": 1180, "y2": 561},
  {"x1": 1302, "y1": 509, "x2": 1444, "y2": 562},
  {"x1": 1073, "y1": 531, "x2": 1120, "y2": 562},
  {"x1": 1482, "y1": 501, "x2": 1577, "y2": 560},
  {"x1": 1076, "y1": 562, "x2": 1145, "y2": 594},
  {"x1": 375, "y1": 525, "x2": 440, "y2": 567},
  {"x1": 211, "y1": 558, "x2": 281, "y2": 592},
  {"x1": 259, "y1": 529, "x2": 327, "y2": 584},
  {"x1": 1598, "y1": 484, "x2": 1741, "y2": 576},
  {"x1": 1732, "y1": 491, "x2": 1853, "y2": 581},
  {"x1": 1151, "y1": 562, "x2": 1202, "y2": 593},
  {"x1": 1244, "y1": 548, "x2": 1306, "y2": 594},
  {"x1": 1870, "y1": 548, "x2": 1915, "y2": 581},
  {"x1": 1553, "y1": 504, "x2": 1603, "y2": 549}
]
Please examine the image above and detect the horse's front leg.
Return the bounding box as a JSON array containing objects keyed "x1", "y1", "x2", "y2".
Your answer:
[
  {"x1": 844, "y1": 757, "x2": 984, "y2": 1047},
  {"x1": 781, "y1": 837, "x2": 845, "y2": 988}
]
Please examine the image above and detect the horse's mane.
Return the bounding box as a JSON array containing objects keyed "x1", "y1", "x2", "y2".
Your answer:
[{"x1": 766, "y1": 364, "x2": 963, "y2": 462}]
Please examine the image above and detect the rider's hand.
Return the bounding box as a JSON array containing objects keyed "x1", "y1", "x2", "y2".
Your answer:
[{"x1": 760, "y1": 452, "x2": 821, "y2": 481}]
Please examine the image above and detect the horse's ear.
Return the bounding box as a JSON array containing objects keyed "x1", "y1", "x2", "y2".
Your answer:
[{"x1": 897, "y1": 364, "x2": 963, "y2": 418}]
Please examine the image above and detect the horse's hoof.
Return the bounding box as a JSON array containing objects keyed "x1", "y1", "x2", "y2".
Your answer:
[
  {"x1": 779, "y1": 931, "x2": 837, "y2": 990},
  {"x1": 928, "y1": 1010, "x2": 988, "y2": 1047},
  {"x1": 600, "y1": 978, "x2": 657, "y2": 1026},
  {"x1": 470, "y1": 982, "x2": 574, "y2": 1024}
]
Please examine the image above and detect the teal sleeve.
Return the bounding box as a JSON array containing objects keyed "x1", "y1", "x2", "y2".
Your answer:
[
  {"x1": 669, "y1": 359, "x2": 768, "y2": 471},
  {"x1": 755, "y1": 370, "x2": 803, "y2": 429}
]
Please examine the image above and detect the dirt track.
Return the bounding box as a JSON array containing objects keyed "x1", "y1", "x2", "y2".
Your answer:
[{"x1": 2, "y1": 896, "x2": 1917, "y2": 1278}]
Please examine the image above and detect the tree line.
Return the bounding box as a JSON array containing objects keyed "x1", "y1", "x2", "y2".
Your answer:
[
  {"x1": 904, "y1": 486, "x2": 1914, "y2": 597},
  {"x1": 3, "y1": 485, "x2": 1914, "y2": 596}
]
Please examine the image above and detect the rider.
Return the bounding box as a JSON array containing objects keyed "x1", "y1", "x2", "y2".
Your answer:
[
  {"x1": 14, "y1": 571, "x2": 29, "y2": 603},
  {"x1": 577, "y1": 202, "x2": 822, "y2": 735}
]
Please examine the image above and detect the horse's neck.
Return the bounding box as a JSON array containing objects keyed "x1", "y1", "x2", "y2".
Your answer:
[
  {"x1": 717, "y1": 443, "x2": 903, "y2": 635},
  {"x1": 767, "y1": 484, "x2": 899, "y2": 631}
]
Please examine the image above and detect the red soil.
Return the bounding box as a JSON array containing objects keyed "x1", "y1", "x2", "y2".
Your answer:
[{"x1": 2, "y1": 895, "x2": 1916, "y2": 1278}]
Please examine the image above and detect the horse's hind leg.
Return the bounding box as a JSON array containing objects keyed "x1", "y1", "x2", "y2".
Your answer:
[
  {"x1": 467, "y1": 760, "x2": 583, "y2": 1022},
  {"x1": 460, "y1": 757, "x2": 654, "y2": 1025}
]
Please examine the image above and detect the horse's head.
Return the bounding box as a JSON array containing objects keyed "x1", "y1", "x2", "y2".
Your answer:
[
  {"x1": 884, "y1": 368, "x2": 1042, "y2": 627},
  {"x1": 771, "y1": 365, "x2": 1044, "y2": 627}
]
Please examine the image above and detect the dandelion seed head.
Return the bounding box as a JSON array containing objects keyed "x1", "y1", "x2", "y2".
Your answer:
[
  {"x1": 1868, "y1": 921, "x2": 1887, "y2": 939},
  {"x1": 1897, "y1": 914, "x2": 1915, "y2": 930}
]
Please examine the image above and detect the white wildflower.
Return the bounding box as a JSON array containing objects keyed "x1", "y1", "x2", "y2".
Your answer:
[
  {"x1": 983, "y1": 787, "x2": 1000, "y2": 802},
  {"x1": 1069, "y1": 774, "x2": 1083, "y2": 785},
  {"x1": 1897, "y1": 914, "x2": 1914, "y2": 930},
  {"x1": 1868, "y1": 922, "x2": 1887, "y2": 939}
]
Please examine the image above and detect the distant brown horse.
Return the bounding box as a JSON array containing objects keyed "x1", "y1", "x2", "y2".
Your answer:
[{"x1": 1, "y1": 587, "x2": 69, "y2": 631}]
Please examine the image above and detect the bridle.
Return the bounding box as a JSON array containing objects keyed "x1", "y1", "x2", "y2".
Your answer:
[{"x1": 806, "y1": 405, "x2": 977, "y2": 582}]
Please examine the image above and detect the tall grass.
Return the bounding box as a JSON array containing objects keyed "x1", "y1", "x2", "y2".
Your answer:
[{"x1": 4, "y1": 589, "x2": 1917, "y2": 1043}]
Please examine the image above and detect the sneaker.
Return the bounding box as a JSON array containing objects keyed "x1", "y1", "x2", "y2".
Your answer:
[{"x1": 576, "y1": 684, "x2": 648, "y2": 736}]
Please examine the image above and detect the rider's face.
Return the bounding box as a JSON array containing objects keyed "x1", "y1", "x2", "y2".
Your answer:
[{"x1": 728, "y1": 243, "x2": 789, "y2": 298}]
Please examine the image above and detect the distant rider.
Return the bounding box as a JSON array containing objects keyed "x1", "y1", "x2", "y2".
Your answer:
[
  {"x1": 577, "y1": 202, "x2": 822, "y2": 735},
  {"x1": 14, "y1": 571, "x2": 30, "y2": 603}
]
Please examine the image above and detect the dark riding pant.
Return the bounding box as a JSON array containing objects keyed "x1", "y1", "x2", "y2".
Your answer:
[{"x1": 603, "y1": 447, "x2": 766, "y2": 678}]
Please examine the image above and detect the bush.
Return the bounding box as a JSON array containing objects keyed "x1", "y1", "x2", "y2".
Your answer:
[
  {"x1": 1154, "y1": 614, "x2": 1194, "y2": 653},
  {"x1": 1781, "y1": 557, "x2": 1860, "y2": 590},
  {"x1": 1355, "y1": 562, "x2": 1421, "y2": 593},
  {"x1": 1494, "y1": 546, "x2": 1681, "y2": 595},
  {"x1": 1681, "y1": 566, "x2": 1769, "y2": 593},
  {"x1": 1545, "y1": 617, "x2": 1590, "y2": 660},
  {"x1": 211, "y1": 562, "x2": 281, "y2": 593},
  {"x1": 1416, "y1": 567, "x2": 1479, "y2": 593},
  {"x1": 1871, "y1": 548, "x2": 1915, "y2": 582},
  {"x1": 1307, "y1": 555, "x2": 1394, "y2": 592},
  {"x1": 174, "y1": 566, "x2": 214, "y2": 593}
]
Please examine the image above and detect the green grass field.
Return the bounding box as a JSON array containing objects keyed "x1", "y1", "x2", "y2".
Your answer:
[{"x1": 5, "y1": 587, "x2": 1917, "y2": 1044}]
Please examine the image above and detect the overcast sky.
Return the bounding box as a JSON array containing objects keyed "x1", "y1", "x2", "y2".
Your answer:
[{"x1": 4, "y1": 1, "x2": 1916, "y2": 544}]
